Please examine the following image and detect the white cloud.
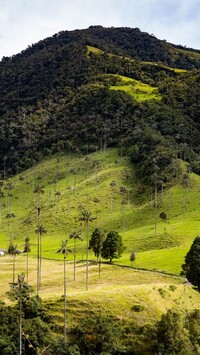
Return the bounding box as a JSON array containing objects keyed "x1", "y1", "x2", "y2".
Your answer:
[{"x1": 0, "y1": 0, "x2": 199, "y2": 59}]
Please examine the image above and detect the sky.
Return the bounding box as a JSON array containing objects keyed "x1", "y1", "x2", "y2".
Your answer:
[{"x1": 0, "y1": 0, "x2": 200, "y2": 59}]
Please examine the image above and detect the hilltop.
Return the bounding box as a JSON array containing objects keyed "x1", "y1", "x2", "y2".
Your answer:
[{"x1": 0, "y1": 26, "x2": 200, "y2": 181}]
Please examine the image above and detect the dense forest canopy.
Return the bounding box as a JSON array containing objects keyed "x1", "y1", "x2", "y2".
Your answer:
[{"x1": 0, "y1": 25, "x2": 200, "y2": 182}]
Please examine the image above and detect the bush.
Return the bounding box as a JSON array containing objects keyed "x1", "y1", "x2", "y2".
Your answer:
[{"x1": 131, "y1": 304, "x2": 144, "y2": 312}]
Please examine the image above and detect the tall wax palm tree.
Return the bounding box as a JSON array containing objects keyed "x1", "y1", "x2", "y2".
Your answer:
[
  {"x1": 34, "y1": 184, "x2": 45, "y2": 294},
  {"x1": 9, "y1": 243, "x2": 20, "y2": 284},
  {"x1": 79, "y1": 210, "x2": 96, "y2": 291},
  {"x1": 120, "y1": 186, "x2": 127, "y2": 234},
  {"x1": 55, "y1": 191, "x2": 61, "y2": 224},
  {"x1": 10, "y1": 273, "x2": 31, "y2": 355},
  {"x1": 35, "y1": 224, "x2": 47, "y2": 294},
  {"x1": 57, "y1": 240, "x2": 72, "y2": 345},
  {"x1": 23, "y1": 237, "x2": 31, "y2": 283},
  {"x1": 12, "y1": 273, "x2": 24, "y2": 355},
  {"x1": 152, "y1": 162, "x2": 159, "y2": 237},
  {"x1": 110, "y1": 180, "x2": 116, "y2": 212},
  {"x1": 69, "y1": 230, "x2": 82, "y2": 281},
  {"x1": 34, "y1": 184, "x2": 45, "y2": 221}
]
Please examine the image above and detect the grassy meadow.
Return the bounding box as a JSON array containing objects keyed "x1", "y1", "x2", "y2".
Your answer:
[
  {"x1": 109, "y1": 74, "x2": 161, "y2": 101},
  {"x1": 1, "y1": 147, "x2": 200, "y2": 322}
]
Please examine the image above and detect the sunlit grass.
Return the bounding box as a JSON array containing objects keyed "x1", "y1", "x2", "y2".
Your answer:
[
  {"x1": 0, "y1": 148, "x2": 200, "y2": 280},
  {"x1": 86, "y1": 45, "x2": 104, "y2": 55},
  {"x1": 141, "y1": 61, "x2": 187, "y2": 73},
  {"x1": 2, "y1": 253, "x2": 200, "y2": 327},
  {"x1": 109, "y1": 74, "x2": 161, "y2": 101}
]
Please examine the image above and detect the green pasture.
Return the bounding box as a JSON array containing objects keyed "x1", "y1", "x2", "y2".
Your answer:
[
  {"x1": 1, "y1": 253, "x2": 200, "y2": 326},
  {"x1": 86, "y1": 45, "x2": 104, "y2": 55},
  {"x1": 141, "y1": 60, "x2": 187, "y2": 73},
  {"x1": 0, "y1": 148, "x2": 200, "y2": 278},
  {"x1": 109, "y1": 74, "x2": 161, "y2": 101}
]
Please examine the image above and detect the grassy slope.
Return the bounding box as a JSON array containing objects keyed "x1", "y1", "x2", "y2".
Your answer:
[
  {"x1": 1, "y1": 253, "x2": 200, "y2": 329},
  {"x1": 1, "y1": 148, "x2": 200, "y2": 335},
  {"x1": 0, "y1": 148, "x2": 199, "y2": 274},
  {"x1": 109, "y1": 74, "x2": 161, "y2": 102}
]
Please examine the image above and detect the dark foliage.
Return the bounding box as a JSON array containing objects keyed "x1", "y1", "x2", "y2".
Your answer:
[
  {"x1": 101, "y1": 231, "x2": 125, "y2": 262},
  {"x1": 181, "y1": 236, "x2": 200, "y2": 290},
  {"x1": 0, "y1": 26, "x2": 200, "y2": 184},
  {"x1": 156, "y1": 309, "x2": 200, "y2": 354},
  {"x1": 0, "y1": 295, "x2": 53, "y2": 354}
]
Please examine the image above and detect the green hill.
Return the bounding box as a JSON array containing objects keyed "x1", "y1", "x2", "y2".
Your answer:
[
  {"x1": 1, "y1": 25, "x2": 200, "y2": 353},
  {"x1": 0, "y1": 148, "x2": 199, "y2": 276}
]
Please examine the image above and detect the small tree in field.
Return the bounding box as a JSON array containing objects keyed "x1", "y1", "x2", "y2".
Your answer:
[
  {"x1": 89, "y1": 228, "x2": 105, "y2": 262},
  {"x1": 89, "y1": 228, "x2": 105, "y2": 277},
  {"x1": 181, "y1": 236, "x2": 200, "y2": 291},
  {"x1": 130, "y1": 251, "x2": 136, "y2": 267},
  {"x1": 101, "y1": 231, "x2": 125, "y2": 263}
]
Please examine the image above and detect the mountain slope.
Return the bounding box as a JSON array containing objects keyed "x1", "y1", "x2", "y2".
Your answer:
[
  {"x1": 0, "y1": 26, "x2": 200, "y2": 180},
  {"x1": 0, "y1": 148, "x2": 199, "y2": 277}
]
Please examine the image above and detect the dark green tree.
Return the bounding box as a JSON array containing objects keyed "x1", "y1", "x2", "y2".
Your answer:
[
  {"x1": 130, "y1": 251, "x2": 136, "y2": 267},
  {"x1": 101, "y1": 231, "x2": 125, "y2": 263},
  {"x1": 75, "y1": 315, "x2": 122, "y2": 354},
  {"x1": 89, "y1": 228, "x2": 105, "y2": 261},
  {"x1": 5, "y1": 281, "x2": 54, "y2": 355},
  {"x1": 156, "y1": 309, "x2": 200, "y2": 354},
  {"x1": 159, "y1": 211, "x2": 167, "y2": 221},
  {"x1": 181, "y1": 236, "x2": 200, "y2": 290},
  {"x1": 89, "y1": 228, "x2": 105, "y2": 277}
]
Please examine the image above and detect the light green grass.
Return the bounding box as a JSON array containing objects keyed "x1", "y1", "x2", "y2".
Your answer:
[
  {"x1": 0, "y1": 149, "x2": 200, "y2": 278},
  {"x1": 141, "y1": 61, "x2": 187, "y2": 73},
  {"x1": 109, "y1": 74, "x2": 161, "y2": 101},
  {"x1": 86, "y1": 45, "x2": 104, "y2": 55},
  {"x1": 173, "y1": 47, "x2": 200, "y2": 60},
  {"x1": 1, "y1": 150, "x2": 200, "y2": 331},
  {"x1": 2, "y1": 253, "x2": 200, "y2": 328}
]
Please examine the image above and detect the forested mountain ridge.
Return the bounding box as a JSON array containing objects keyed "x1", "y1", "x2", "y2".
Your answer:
[{"x1": 0, "y1": 25, "x2": 200, "y2": 182}]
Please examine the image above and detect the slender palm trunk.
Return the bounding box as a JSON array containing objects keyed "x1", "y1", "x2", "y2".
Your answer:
[
  {"x1": 98, "y1": 257, "x2": 101, "y2": 279},
  {"x1": 81, "y1": 224, "x2": 84, "y2": 261},
  {"x1": 39, "y1": 231, "x2": 42, "y2": 290},
  {"x1": 37, "y1": 230, "x2": 40, "y2": 294},
  {"x1": 154, "y1": 180, "x2": 158, "y2": 238},
  {"x1": 73, "y1": 239, "x2": 76, "y2": 282},
  {"x1": 19, "y1": 290, "x2": 22, "y2": 355},
  {"x1": 37, "y1": 192, "x2": 41, "y2": 294},
  {"x1": 26, "y1": 251, "x2": 29, "y2": 283},
  {"x1": 64, "y1": 255, "x2": 67, "y2": 345},
  {"x1": 13, "y1": 256, "x2": 16, "y2": 284},
  {"x1": 86, "y1": 223, "x2": 89, "y2": 291}
]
